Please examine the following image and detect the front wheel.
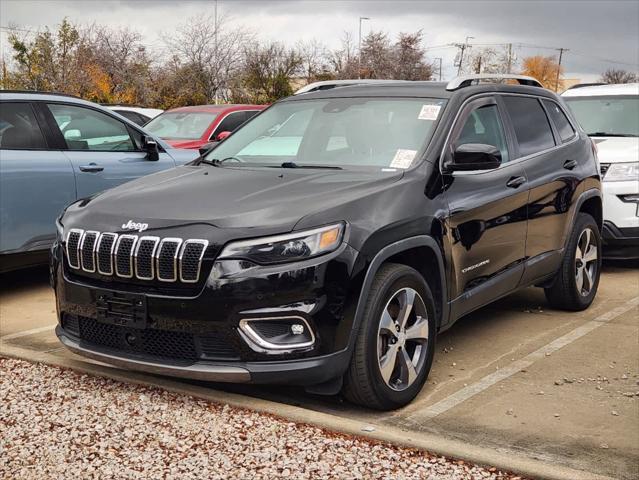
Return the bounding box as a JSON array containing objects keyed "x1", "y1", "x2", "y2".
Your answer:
[
  {"x1": 343, "y1": 263, "x2": 437, "y2": 410},
  {"x1": 545, "y1": 213, "x2": 602, "y2": 311}
]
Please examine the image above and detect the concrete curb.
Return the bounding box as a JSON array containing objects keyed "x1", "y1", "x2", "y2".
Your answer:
[{"x1": 0, "y1": 344, "x2": 617, "y2": 480}]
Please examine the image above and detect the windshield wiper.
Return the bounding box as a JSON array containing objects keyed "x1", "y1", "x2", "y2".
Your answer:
[
  {"x1": 276, "y1": 161, "x2": 342, "y2": 170},
  {"x1": 198, "y1": 157, "x2": 243, "y2": 166},
  {"x1": 587, "y1": 132, "x2": 637, "y2": 137}
]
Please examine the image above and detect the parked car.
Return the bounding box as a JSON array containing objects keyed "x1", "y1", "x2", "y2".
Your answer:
[
  {"x1": 103, "y1": 105, "x2": 164, "y2": 126},
  {"x1": 144, "y1": 104, "x2": 266, "y2": 153},
  {"x1": 0, "y1": 91, "x2": 199, "y2": 272},
  {"x1": 52, "y1": 75, "x2": 602, "y2": 409},
  {"x1": 563, "y1": 83, "x2": 639, "y2": 259}
]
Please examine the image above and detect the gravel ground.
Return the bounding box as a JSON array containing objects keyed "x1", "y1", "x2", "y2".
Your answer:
[{"x1": 0, "y1": 357, "x2": 526, "y2": 479}]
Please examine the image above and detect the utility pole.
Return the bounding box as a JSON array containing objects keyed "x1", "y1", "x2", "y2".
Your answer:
[
  {"x1": 214, "y1": 0, "x2": 219, "y2": 104},
  {"x1": 435, "y1": 57, "x2": 442, "y2": 81},
  {"x1": 555, "y1": 47, "x2": 568, "y2": 92},
  {"x1": 358, "y1": 16, "x2": 370, "y2": 79},
  {"x1": 506, "y1": 43, "x2": 513, "y2": 73},
  {"x1": 456, "y1": 36, "x2": 474, "y2": 75}
]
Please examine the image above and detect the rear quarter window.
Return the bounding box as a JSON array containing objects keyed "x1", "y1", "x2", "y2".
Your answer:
[{"x1": 542, "y1": 99, "x2": 575, "y2": 143}]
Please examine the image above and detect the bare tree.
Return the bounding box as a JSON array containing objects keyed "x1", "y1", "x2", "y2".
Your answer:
[
  {"x1": 296, "y1": 39, "x2": 331, "y2": 82},
  {"x1": 360, "y1": 31, "x2": 394, "y2": 78},
  {"x1": 600, "y1": 68, "x2": 638, "y2": 84},
  {"x1": 463, "y1": 45, "x2": 515, "y2": 75},
  {"x1": 392, "y1": 30, "x2": 432, "y2": 80},
  {"x1": 328, "y1": 32, "x2": 358, "y2": 79},
  {"x1": 164, "y1": 14, "x2": 252, "y2": 103}
]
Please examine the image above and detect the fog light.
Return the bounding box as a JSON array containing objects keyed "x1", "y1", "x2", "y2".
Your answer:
[
  {"x1": 238, "y1": 316, "x2": 315, "y2": 354},
  {"x1": 290, "y1": 324, "x2": 304, "y2": 335}
]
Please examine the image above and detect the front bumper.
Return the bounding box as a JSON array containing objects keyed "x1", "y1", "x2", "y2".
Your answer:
[
  {"x1": 52, "y1": 241, "x2": 361, "y2": 386},
  {"x1": 601, "y1": 221, "x2": 639, "y2": 259}
]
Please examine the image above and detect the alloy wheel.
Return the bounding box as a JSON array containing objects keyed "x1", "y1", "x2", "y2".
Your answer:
[
  {"x1": 376, "y1": 287, "x2": 429, "y2": 391},
  {"x1": 575, "y1": 227, "x2": 598, "y2": 297}
]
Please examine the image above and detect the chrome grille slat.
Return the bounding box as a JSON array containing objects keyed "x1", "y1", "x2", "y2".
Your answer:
[
  {"x1": 115, "y1": 235, "x2": 138, "y2": 278},
  {"x1": 66, "y1": 229, "x2": 84, "y2": 269},
  {"x1": 180, "y1": 240, "x2": 209, "y2": 283},
  {"x1": 156, "y1": 238, "x2": 183, "y2": 282},
  {"x1": 96, "y1": 233, "x2": 117, "y2": 275},
  {"x1": 134, "y1": 236, "x2": 160, "y2": 280},
  {"x1": 65, "y1": 230, "x2": 208, "y2": 283},
  {"x1": 80, "y1": 231, "x2": 99, "y2": 273}
]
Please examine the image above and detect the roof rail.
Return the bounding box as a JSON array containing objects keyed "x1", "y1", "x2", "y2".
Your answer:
[
  {"x1": 446, "y1": 74, "x2": 543, "y2": 91},
  {"x1": 295, "y1": 79, "x2": 409, "y2": 95},
  {"x1": 0, "y1": 89, "x2": 84, "y2": 100}
]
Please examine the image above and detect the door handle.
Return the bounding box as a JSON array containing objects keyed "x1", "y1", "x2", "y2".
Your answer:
[
  {"x1": 79, "y1": 163, "x2": 104, "y2": 173},
  {"x1": 563, "y1": 159, "x2": 578, "y2": 170},
  {"x1": 506, "y1": 176, "x2": 526, "y2": 189}
]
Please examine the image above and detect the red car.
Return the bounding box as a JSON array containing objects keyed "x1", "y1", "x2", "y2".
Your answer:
[{"x1": 144, "y1": 104, "x2": 266, "y2": 151}]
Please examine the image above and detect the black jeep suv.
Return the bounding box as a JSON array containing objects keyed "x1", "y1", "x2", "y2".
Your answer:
[{"x1": 52, "y1": 75, "x2": 603, "y2": 409}]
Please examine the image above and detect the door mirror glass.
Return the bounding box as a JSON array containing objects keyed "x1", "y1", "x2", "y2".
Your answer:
[
  {"x1": 451, "y1": 143, "x2": 502, "y2": 171},
  {"x1": 143, "y1": 135, "x2": 159, "y2": 161}
]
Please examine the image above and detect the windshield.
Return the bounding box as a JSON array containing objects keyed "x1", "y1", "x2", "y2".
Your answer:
[
  {"x1": 145, "y1": 111, "x2": 218, "y2": 140},
  {"x1": 205, "y1": 97, "x2": 446, "y2": 169},
  {"x1": 564, "y1": 96, "x2": 638, "y2": 137}
]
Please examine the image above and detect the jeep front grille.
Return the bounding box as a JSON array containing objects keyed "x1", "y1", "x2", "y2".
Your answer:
[{"x1": 66, "y1": 230, "x2": 208, "y2": 283}]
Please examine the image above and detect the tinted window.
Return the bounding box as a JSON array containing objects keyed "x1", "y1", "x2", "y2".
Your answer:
[
  {"x1": 0, "y1": 102, "x2": 47, "y2": 150},
  {"x1": 503, "y1": 96, "x2": 555, "y2": 157},
  {"x1": 455, "y1": 104, "x2": 509, "y2": 163},
  {"x1": 48, "y1": 104, "x2": 135, "y2": 151},
  {"x1": 542, "y1": 100, "x2": 575, "y2": 142},
  {"x1": 212, "y1": 112, "x2": 248, "y2": 139}
]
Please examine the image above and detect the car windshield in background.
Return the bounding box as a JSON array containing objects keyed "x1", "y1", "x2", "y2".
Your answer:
[
  {"x1": 205, "y1": 97, "x2": 446, "y2": 169},
  {"x1": 144, "y1": 112, "x2": 218, "y2": 140},
  {"x1": 564, "y1": 96, "x2": 638, "y2": 137}
]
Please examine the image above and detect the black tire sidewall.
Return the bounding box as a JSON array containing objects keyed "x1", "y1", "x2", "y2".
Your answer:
[
  {"x1": 360, "y1": 265, "x2": 437, "y2": 409},
  {"x1": 564, "y1": 214, "x2": 602, "y2": 308}
]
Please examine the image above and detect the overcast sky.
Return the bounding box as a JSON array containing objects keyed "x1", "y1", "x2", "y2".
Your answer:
[{"x1": 1, "y1": 0, "x2": 638, "y2": 81}]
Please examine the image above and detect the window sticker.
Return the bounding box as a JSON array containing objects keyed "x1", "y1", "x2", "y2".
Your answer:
[
  {"x1": 418, "y1": 104, "x2": 441, "y2": 121},
  {"x1": 390, "y1": 149, "x2": 417, "y2": 169}
]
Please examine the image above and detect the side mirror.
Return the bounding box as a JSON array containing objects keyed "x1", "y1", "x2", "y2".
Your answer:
[
  {"x1": 63, "y1": 129, "x2": 81, "y2": 139},
  {"x1": 215, "y1": 131, "x2": 232, "y2": 142},
  {"x1": 143, "y1": 136, "x2": 159, "y2": 161},
  {"x1": 447, "y1": 143, "x2": 502, "y2": 172}
]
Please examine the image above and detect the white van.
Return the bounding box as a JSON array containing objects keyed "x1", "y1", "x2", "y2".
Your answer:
[{"x1": 563, "y1": 83, "x2": 639, "y2": 259}]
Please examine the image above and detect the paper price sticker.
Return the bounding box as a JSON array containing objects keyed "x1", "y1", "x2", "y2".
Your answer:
[
  {"x1": 418, "y1": 104, "x2": 441, "y2": 121},
  {"x1": 390, "y1": 149, "x2": 417, "y2": 169}
]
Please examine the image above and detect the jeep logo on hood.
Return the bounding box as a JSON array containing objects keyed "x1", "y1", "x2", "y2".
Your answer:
[{"x1": 121, "y1": 220, "x2": 149, "y2": 232}]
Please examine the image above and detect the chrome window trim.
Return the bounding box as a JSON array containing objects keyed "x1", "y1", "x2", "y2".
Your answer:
[
  {"x1": 155, "y1": 237, "x2": 183, "y2": 282},
  {"x1": 114, "y1": 234, "x2": 138, "y2": 278},
  {"x1": 179, "y1": 239, "x2": 209, "y2": 283},
  {"x1": 134, "y1": 236, "x2": 160, "y2": 280},
  {"x1": 79, "y1": 230, "x2": 99, "y2": 273},
  {"x1": 96, "y1": 232, "x2": 118, "y2": 275},
  {"x1": 238, "y1": 316, "x2": 315, "y2": 354},
  {"x1": 65, "y1": 228, "x2": 84, "y2": 269}
]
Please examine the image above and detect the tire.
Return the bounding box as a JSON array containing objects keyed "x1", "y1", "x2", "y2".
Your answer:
[
  {"x1": 545, "y1": 213, "x2": 602, "y2": 311},
  {"x1": 343, "y1": 263, "x2": 437, "y2": 410}
]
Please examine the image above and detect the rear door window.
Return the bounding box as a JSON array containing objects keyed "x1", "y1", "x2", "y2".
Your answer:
[
  {"x1": 0, "y1": 102, "x2": 47, "y2": 150},
  {"x1": 503, "y1": 96, "x2": 555, "y2": 157},
  {"x1": 47, "y1": 103, "x2": 136, "y2": 151},
  {"x1": 542, "y1": 100, "x2": 575, "y2": 143}
]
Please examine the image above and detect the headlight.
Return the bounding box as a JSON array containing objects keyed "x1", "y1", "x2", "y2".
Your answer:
[
  {"x1": 218, "y1": 223, "x2": 345, "y2": 265},
  {"x1": 603, "y1": 162, "x2": 639, "y2": 182}
]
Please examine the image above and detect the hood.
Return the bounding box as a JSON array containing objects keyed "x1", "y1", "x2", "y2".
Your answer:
[
  {"x1": 63, "y1": 164, "x2": 404, "y2": 235},
  {"x1": 593, "y1": 137, "x2": 639, "y2": 164},
  {"x1": 165, "y1": 139, "x2": 205, "y2": 149}
]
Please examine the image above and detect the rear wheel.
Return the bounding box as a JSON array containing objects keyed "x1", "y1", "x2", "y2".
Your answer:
[
  {"x1": 545, "y1": 213, "x2": 602, "y2": 311},
  {"x1": 343, "y1": 263, "x2": 436, "y2": 410}
]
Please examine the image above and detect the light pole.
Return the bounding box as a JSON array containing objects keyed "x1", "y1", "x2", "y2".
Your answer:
[
  {"x1": 457, "y1": 35, "x2": 474, "y2": 75},
  {"x1": 434, "y1": 57, "x2": 443, "y2": 81},
  {"x1": 358, "y1": 16, "x2": 370, "y2": 79}
]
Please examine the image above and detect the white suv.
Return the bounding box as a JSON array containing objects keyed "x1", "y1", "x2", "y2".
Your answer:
[{"x1": 563, "y1": 83, "x2": 639, "y2": 259}]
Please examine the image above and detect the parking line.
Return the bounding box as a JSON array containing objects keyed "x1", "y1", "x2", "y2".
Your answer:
[
  {"x1": 1, "y1": 324, "x2": 57, "y2": 341},
  {"x1": 405, "y1": 296, "x2": 639, "y2": 422}
]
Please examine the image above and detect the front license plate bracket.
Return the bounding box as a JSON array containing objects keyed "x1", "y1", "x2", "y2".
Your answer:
[{"x1": 96, "y1": 290, "x2": 147, "y2": 329}]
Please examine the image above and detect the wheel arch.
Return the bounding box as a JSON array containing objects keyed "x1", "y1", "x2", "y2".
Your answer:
[{"x1": 347, "y1": 236, "x2": 449, "y2": 353}]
